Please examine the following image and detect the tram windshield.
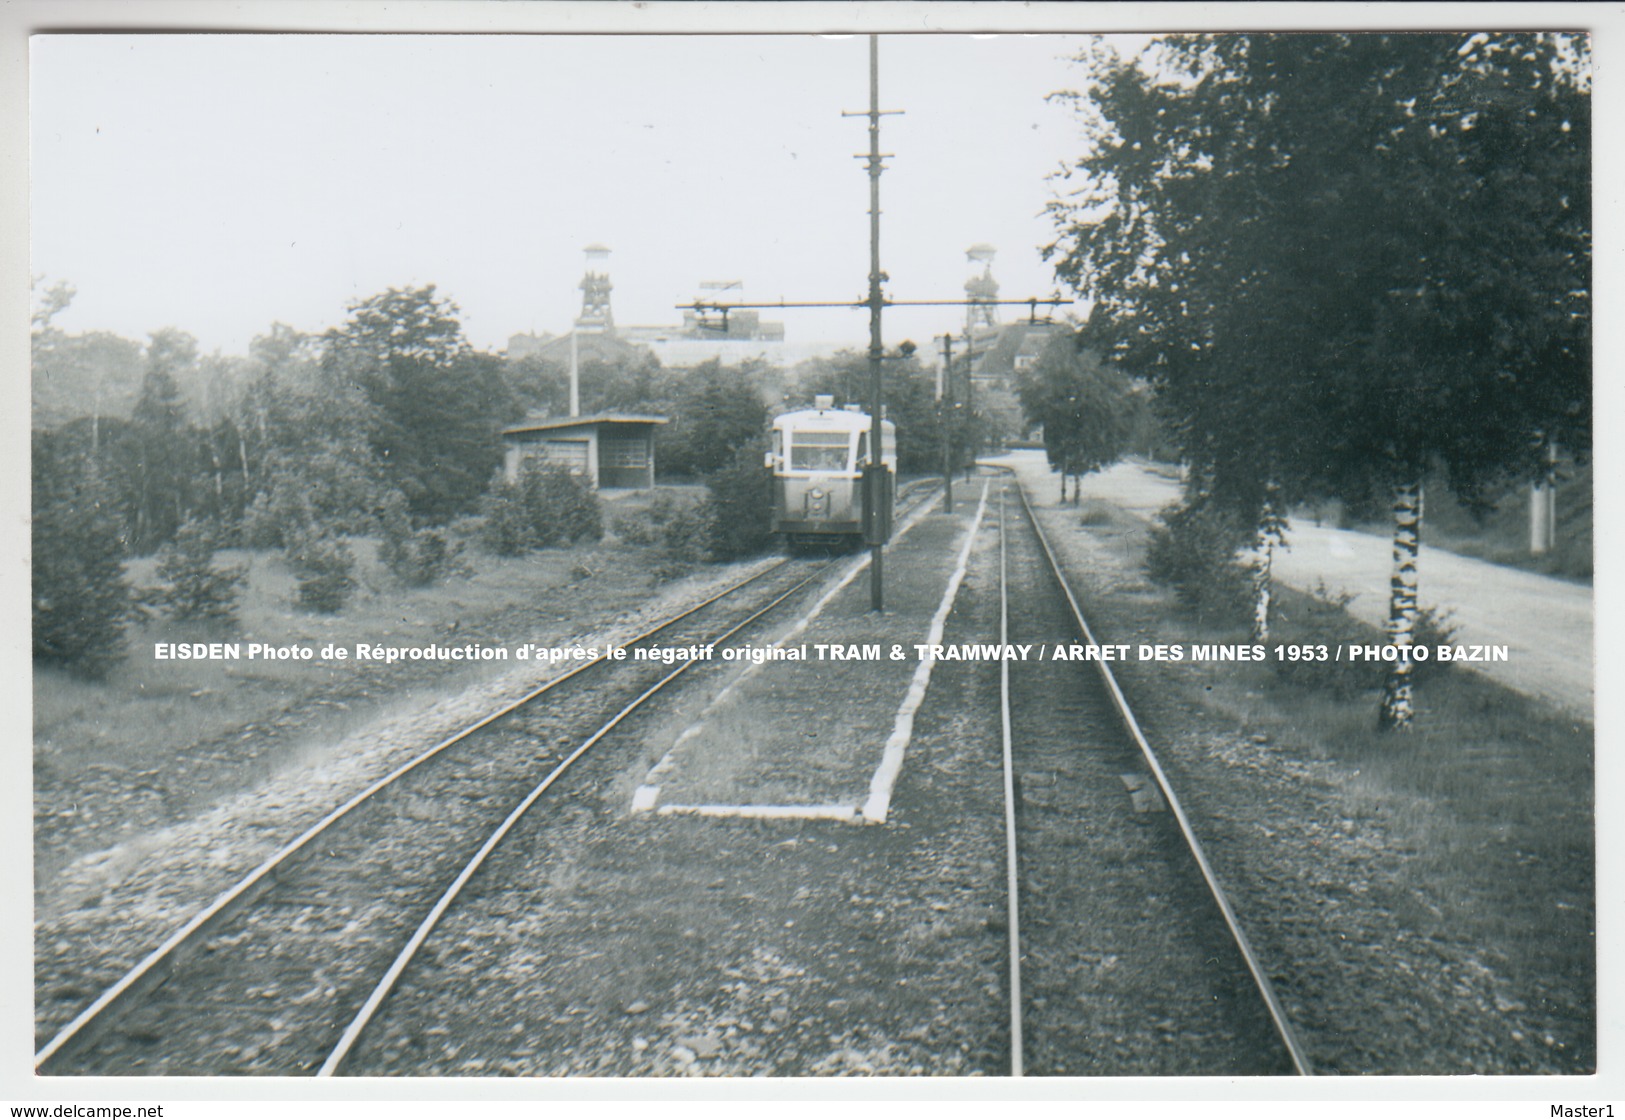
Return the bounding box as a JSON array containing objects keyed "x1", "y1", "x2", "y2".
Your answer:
[
  {"x1": 789, "y1": 431, "x2": 852, "y2": 472},
  {"x1": 857, "y1": 428, "x2": 897, "y2": 466}
]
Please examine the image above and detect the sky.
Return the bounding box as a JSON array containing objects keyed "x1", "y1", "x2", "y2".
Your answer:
[{"x1": 30, "y1": 33, "x2": 1121, "y2": 358}]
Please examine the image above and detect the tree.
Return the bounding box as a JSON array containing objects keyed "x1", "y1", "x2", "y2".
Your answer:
[
  {"x1": 150, "y1": 518, "x2": 246, "y2": 624},
  {"x1": 504, "y1": 352, "x2": 570, "y2": 419},
  {"x1": 112, "y1": 330, "x2": 199, "y2": 552},
  {"x1": 31, "y1": 277, "x2": 76, "y2": 331},
  {"x1": 235, "y1": 322, "x2": 394, "y2": 547},
  {"x1": 1048, "y1": 33, "x2": 1590, "y2": 727},
  {"x1": 323, "y1": 286, "x2": 511, "y2": 522},
  {"x1": 1016, "y1": 332, "x2": 1138, "y2": 503},
  {"x1": 240, "y1": 324, "x2": 356, "y2": 474},
  {"x1": 583, "y1": 350, "x2": 664, "y2": 416},
  {"x1": 656, "y1": 359, "x2": 770, "y2": 478},
  {"x1": 32, "y1": 431, "x2": 129, "y2": 675},
  {"x1": 31, "y1": 327, "x2": 145, "y2": 437}
]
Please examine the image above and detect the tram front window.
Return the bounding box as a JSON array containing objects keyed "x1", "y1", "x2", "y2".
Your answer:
[{"x1": 790, "y1": 432, "x2": 852, "y2": 472}]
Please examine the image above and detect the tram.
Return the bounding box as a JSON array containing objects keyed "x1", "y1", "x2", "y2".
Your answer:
[{"x1": 767, "y1": 395, "x2": 896, "y2": 548}]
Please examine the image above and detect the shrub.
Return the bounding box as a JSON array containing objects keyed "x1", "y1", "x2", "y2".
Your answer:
[
  {"x1": 629, "y1": 453, "x2": 773, "y2": 570},
  {"x1": 610, "y1": 511, "x2": 659, "y2": 547},
  {"x1": 241, "y1": 484, "x2": 310, "y2": 550},
  {"x1": 32, "y1": 444, "x2": 129, "y2": 676},
  {"x1": 651, "y1": 557, "x2": 695, "y2": 583},
  {"x1": 477, "y1": 463, "x2": 603, "y2": 556},
  {"x1": 1144, "y1": 499, "x2": 1253, "y2": 626},
  {"x1": 286, "y1": 531, "x2": 355, "y2": 613},
  {"x1": 536, "y1": 465, "x2": 603, "y2": 545},
  {"x1": 613, "y1": 492, "x2": 703, "y2": 547},
  {"x1": 1268, "y1": 587, "x2": 1459, "y2": 696},
  {"x1": 660, "y1": 500, "x2": 714, "y2": 564},
  {"x1": 704, "y1": 451, "x2": 775, "y2": 561},
  {"x1": 1268, "y1": 586, "x2": 1376, "y2": 698},
  {"x1": 151, "y1": 519, "x2": 246, "y2": 624},
  {"x1": 379, "y1": 496, "x2": 469, "y2": 587},
  {"x1": 1409, "y1": 605, "x2": 1459, "y2": 685},
  {"x1": 241, "y1": 446, "x2": 392, "y2": 549},
  {"x1": 477, "y1": 478, "x2": 534, "y2": 557}
]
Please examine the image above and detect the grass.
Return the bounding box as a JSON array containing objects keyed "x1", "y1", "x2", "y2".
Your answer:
[
  {"x1": 1154, "y1": 579, "x2": 1592, "y2": 1058},
  {"x1": 34, "y1": 528, "x2": 664, "y2": 790},
  {"x1": 1032, "y1": 462, "x2": 1596, "y2": 1068},
  {"x1": 1075, "y1": 499, "x2": 1118, "y2": 527},
  {"x1": 1312, "y1": 462, "x2": 1593, "y2": 582}
]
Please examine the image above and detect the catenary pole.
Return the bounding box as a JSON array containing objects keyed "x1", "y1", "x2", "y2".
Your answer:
[
  {"x1": 938, "y1": 333, "x2": 955, "y2": 514},
  {"x1": 865, "y1": 34, "x2": 886, "y2": 611}
]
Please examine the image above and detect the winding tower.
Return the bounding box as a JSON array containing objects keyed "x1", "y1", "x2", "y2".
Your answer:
[
  {"x1": 577, "y1": 243, "x2": 615, "y2": 335},
  {"x1": 965, "y1": 243, "x2": 1000, "y2": 335}
]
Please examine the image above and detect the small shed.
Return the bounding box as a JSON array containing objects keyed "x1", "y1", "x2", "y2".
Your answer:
[{"x1": 501, "y1": 413, "x2": 668, "y2": 490}]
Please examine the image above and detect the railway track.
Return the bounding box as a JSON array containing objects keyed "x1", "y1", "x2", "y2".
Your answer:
[
  {"x1": 993, "y1": 477, "x2": 1311, "y2": 1076},
  {"x1": 35, "y1": 557, "x2": 831, "y2": 1076},
  {"x1": 38, "y1": 475, "x2": 1309, "y2": 1076},
  {"x1": 38, "y1": 481, "x2": 945, "y2": 1077}
]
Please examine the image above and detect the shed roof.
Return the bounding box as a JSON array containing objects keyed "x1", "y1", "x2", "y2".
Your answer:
[{"x1": 502, "y1": 412, "x2": 669, "y2": 437}]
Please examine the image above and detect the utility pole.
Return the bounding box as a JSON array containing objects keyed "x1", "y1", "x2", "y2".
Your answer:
[
  {"x1": 672, "y1": 38, "x2": 1069, "y2": 612},
  {"x1": 568, "y1": 329, "x2": 580, "y2": 418},
  {"x1": 938, "y1": 333, "x2": 956, "y2": 514},
  {"x1": 846, "y1": 34, "x2": 901, "y2": 612},
  {"x1": 866, "y1": 35, "x2": 885, "y2": 612},
  {"x1": 961, "y1": 328, "x2": 977, "y2": 464}
]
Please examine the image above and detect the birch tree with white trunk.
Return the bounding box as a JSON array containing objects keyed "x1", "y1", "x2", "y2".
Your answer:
[{"x1": 1046, "y1": 32, "x2": 1590, "y2": 729}]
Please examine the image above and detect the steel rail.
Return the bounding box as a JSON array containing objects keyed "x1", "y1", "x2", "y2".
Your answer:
[
  {"x1": 996, "y1": 484, "x2": 1025, "y2": 1076},
  {"x1": 1011, "y1": 480, "x2": 1314, "y2": 1076},
  {"x1": 317, "y1": 566, "x2": 828, "y2": 1075},
  {"x1": 34, "y1": 557, "x2": 801, "y2": 1072}
]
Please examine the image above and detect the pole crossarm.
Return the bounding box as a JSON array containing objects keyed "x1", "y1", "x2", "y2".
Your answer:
[{"x1": 676, "y1": 296, "x2": 1073, "y2": 316}]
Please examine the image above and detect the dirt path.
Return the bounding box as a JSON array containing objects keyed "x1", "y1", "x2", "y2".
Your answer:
[{"x1": 981, "y1": 451, "x2": 1595, "y2": 722}]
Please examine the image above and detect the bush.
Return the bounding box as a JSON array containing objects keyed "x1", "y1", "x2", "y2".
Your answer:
[
  {"x1": 611, "y1": 492, "x2": 688, "y2": 547},
  {"x1": 1410, "y1": 605, "x2": 1459, "y2": 685},
  {"x1": 610, "y1": 511, "x2": 659, "y2": 547},
  {"x1": 625, "y1": 454, "x2": 773, "y2": 570},
  {"x1": 1269, "y1": 587, "x2": 1459, "y2": 697},
  {"x1": 1144, "y1": 499, "x2": 1253, "y2": 626},
  {"x1": 1077, "y1": 500, "x2": 1116, "y2": 527},
  {"x1": 477, "y1": 463, "x2": 603, "y2": 556},
  {"x1": 286, "y1": 531, "x2": 355, "y2": 613},
  {"x1": 541, "y1": 467, "x2": 604, "y2": 545},
  {"x1": 241, "y1": 446, "x2": 392, "y2": 549},
  {"x1": 704, "y1": 452, "x2": 775, "y2": 561},
  {"x1": 241, "y1": 484, "x2": 310, "y2": 550},
  {"x1": 651, "y1": 557, "x2": 696, "y2": 583},
  {"x1": 32, "y1": 443, "x2": 129, "y2": 676},
  {"x1": 378, "y1": 496, "x2": 469, "y2": 587},
  {"x1": 608, "y1": 491, "x2": 716, "y2": 578},
  {"x1": 477, "y1": 479, "x2": 534, "y2": 557},
  {"x1": 660, "y1": 500, "x2": 714, "y2": 564},
  {"x1": 1268, "y1": 586, "x2": 1375, "y2": 698},
  {"x1": 151, "y1": 519, "x2": 246, "y2": 624}
]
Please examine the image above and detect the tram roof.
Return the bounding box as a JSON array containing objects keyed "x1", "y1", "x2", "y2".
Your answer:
[{"x1": 773, "y1": 406, "x2": 889, "y2": 429}]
